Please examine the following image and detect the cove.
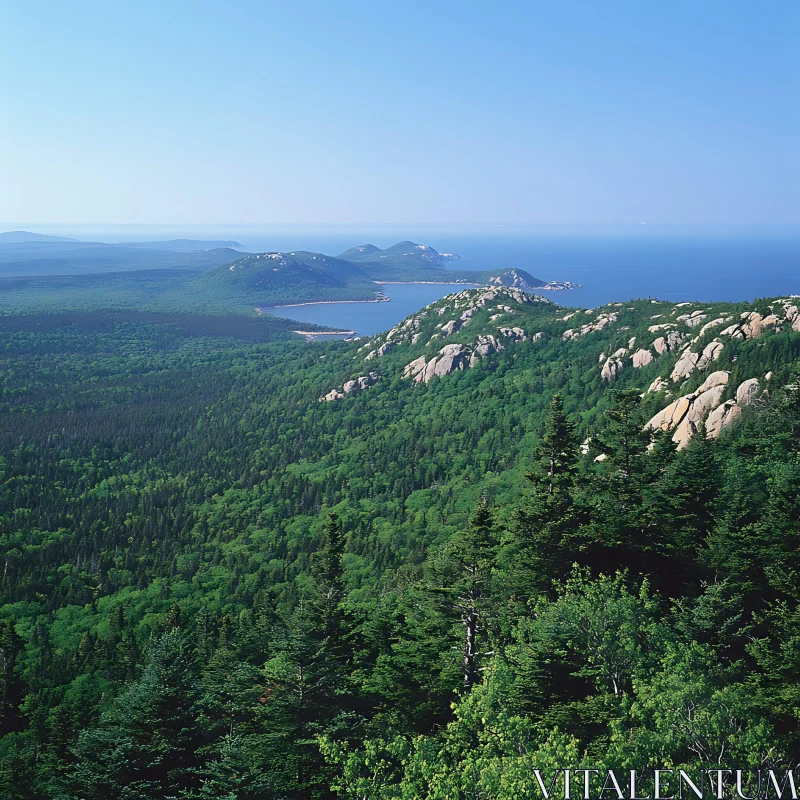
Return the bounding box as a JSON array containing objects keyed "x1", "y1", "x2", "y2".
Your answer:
[{"x1": 260, "y1": 283, "x2": 476, "y2": 337}]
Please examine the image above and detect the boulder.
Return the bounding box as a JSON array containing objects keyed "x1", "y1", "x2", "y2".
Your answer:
[
  {"x1": 562, "y1": 312, "x2": 618, "y2": 340},
  {"x1": 402, "y1": 355, "x2": 428, "y2": 381},
  {"x1": 785, "y1": 305, "x2": 800, "y2": 331},
  {"x1": 671, "y1": 349, "x2": 700, "y2": 381},
  {"x1": 440, "y1": 319, "x2": 461, "y2": 336},
  {"x1": 430, "y1": 344, "x2": 469, "y2": 379},
  {"x1": 601, "y1": 357, "x2": 624, "y2": 381},
  {"x1": 695, "y1": 371, "x2": 730, "y2": 393},
  {"x1": 706, "y1": 400, "x2": 738, "y2": 438},
  {"x1": 499, "y1": 326, "x2": 527, "y2": 341},
  {"x1": 687, "y1": 384, "x2": 727, "y2": 422},
  {"x1": 736, "y1": 378, "x2": 760, "y2": 406},
  {"x1": 695, "y1": 340, "x2": 723, "y2": 370},
  {"x1": 647, "y1": 396, "x2": 693, "y2": 432},
  {"x1": 632, "y1": 348, "x2": 654, "y2": 368},
  {"x1": 469, "y1": 335, "x2": 504, "y2": 367},
  {"x1": 698, "y1": 317, "x2": 728, "y2": 336},
  {"x1": 653, "y1": 330, "x2": 685, "y2": 355},
  {"x1": 645, "y1": 371, "x2": 729, "y2": 448},
  {"x1": 647, "y1": 376, "x2": 669, "y2": 394},
  {"x1": 422, "y1": 357, "x2": 439, "y2": 383},
  {"x1": 676, "y1": 310, "x2": 709, "y2": 327}
]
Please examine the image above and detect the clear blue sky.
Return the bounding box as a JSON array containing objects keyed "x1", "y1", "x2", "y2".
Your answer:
[{"x1": 1, "y1": 0, "x2": 798, "y2": 224}]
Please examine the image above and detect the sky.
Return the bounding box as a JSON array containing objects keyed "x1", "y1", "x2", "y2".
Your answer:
[{"x1": 1, "y1": 0, "x2": 798, "y2": 225}]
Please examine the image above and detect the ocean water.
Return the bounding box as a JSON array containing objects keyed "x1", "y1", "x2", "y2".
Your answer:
[
  {"x1": 5, "y1": 224, "x2": 799, "y2": 335},
  {"x1": 263, "y1": 283, "x2": 476, "y2": 337}
]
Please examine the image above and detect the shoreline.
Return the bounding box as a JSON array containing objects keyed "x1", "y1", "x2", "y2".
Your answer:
[
  {"x1": 293, "y1": 329, "x2": 355, "y2": 337},
  {"x1": 260, "y1": 296, "x2": 389, "y2": 309},
  {"x1": 373, "y1": 280, "x2": 480, "y2": 286}
]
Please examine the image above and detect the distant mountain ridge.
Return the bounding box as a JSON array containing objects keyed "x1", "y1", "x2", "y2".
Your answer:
[
  {"x1": 198, "y1": 241, "x2": 553, "y2": 307},
  {"x1": 0, "y1": 236, "x2": 570, "y2": 313},
  {"x1": 0, "y1": 232, "x2": 245, "y2": 276},
  {"x1": 0, "y1": 231, "x2": 79, "y2": 243},
  {"x1": 339, "y1": 240, "x2": 461, "y2": 269}
]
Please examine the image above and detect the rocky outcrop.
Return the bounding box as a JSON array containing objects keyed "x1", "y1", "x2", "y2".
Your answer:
[
  {"x1": 632, "y1": 348, "x2": 654, "y2": 368},
  {"x1": 669, "y1": 339, "x2": 723, "y2": 381},
  {"x1": 699, "y1": 317, "x2": 729, "y2": 336},
  {"x1": 736, "y1": 378, "x2": 760, "y2": 406},
  {"x1": 670, "y1": 348, "x2": 702, "y2": 381},
  {"x1": 720, "y1": 312, "x2": 780, "y2": 340},
  {"x1": 646, "y1": 371, "x2": 730, "y2": 448},
  {"x1": 706, "y1": 401, "x2": 741, "y2": 438},
  {"x1": 439, "y1": 319, "x2": 461, "y2": 336},
  {"x1": 365, "y1": 341, "x2": 395, "y2": 360},
  {"x1": 783, "y1": 303, "x2": 800, "y2": 331},
  {"x1": 320, "y1": 372, "x2": 379, "y2": 401},
  {"x1": 653, "y1": 331, "x2": 685, "y2": 355},
  {"x1": 405, "y1": 344, "x2": 469, "y2": 383},
  {"x1": 601, "y1": 348, "x2": 627, "y2": 382},
  {"x1": 647, "y1": 376, "x2": 669, "y2": 394},
  {"x1": 498, "y1": 326, "x2": 527, "y2": 341},
  {"x1": 433, "y1": 344, "x2": 470, "y2": 378},
  {"x1": 469, "y1": 335, "x2": 505, "y2": 367},
  {"x1": 402, "y1": 355, "x2": 428, "y2": 380},
  {"x1": 676, "y1": 310, "x2": 709, "y2": 328},
  {"x1": 705, "y1": 377, "x2": 762, "y2": 438},
  {"x1": 698, "y1": 340, "x2": 724, "y2": 367},
  {"x1": 563, "y1": 312, "x2": 618, "y2": 340},
  {"x1": 648, "y1": 372, "x2": 767, "y2": 445}
]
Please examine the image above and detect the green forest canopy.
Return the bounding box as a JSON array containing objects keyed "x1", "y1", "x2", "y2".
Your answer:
[{"x1": 1, "y1": 291, "x2": 799, "y2": 798}]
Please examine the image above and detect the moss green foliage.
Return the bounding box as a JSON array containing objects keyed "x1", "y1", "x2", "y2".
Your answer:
[{"x1": 0, "y1": 294, "x2": 799, "y2": 798}]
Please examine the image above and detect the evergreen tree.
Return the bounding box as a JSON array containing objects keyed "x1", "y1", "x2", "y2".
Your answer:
[
  {"x1": 430, "y1": 500, "x2": 498, "y2": 692},
  {"x1": 527, "y1": 393, "x2": 579, "y2": 495},
  {"x1": 70, "y1": 630, "x2": 202, "y2": 800}
]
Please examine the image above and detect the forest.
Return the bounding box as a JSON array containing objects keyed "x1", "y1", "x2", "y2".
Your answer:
[{"x1": 1, "y1": 291, "x2": 799, "y2": 799}]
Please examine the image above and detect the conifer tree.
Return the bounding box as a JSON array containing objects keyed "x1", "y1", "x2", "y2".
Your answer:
[
  {"x1": 431, "y1": 499, "x2": 498, "y2": 692},
  {"x1": 528, "y1": 393, "x2": 579, "y2": 495}
]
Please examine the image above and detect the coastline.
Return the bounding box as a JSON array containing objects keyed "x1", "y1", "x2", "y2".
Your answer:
[
  {"x1": 293, "y1": 329, "x2": 355, "y2": 338},
  {"x1": 260, "y1": 296, "x2": 389, "y2": 309},
  {"x1": 373, "y1": 281, "x2": 480, "y2": 286}
]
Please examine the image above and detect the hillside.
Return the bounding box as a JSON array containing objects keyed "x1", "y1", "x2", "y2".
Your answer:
[
  {"x1": 318, "y1": 287, "x2": 800, "y2": 449},
  {"x1": 191, "y1": 250, "x2": 382, "y2": 306},
  {"x1": 339, "y1": 240, "x2": 550, "y2": 286},
  {"x1": 188, "y1": 247, "x2": 554, "y2": 307},
  {"x1": 1, "y1": 288, "x2": 799, "y2": 796},
  {"x1": 339, "y1": 240, "x2": 461, "y2": 269}
]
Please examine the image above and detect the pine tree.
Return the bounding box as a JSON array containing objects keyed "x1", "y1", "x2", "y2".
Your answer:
[
  {"x1": 0, "y1": 620, "x2": 25, "y2": 738},
  {"x1": 70, "y1": 629, "x2": 203, "y2": 800},
  {"x1": 430, "y1": 499, "x2": 498, "y2": 693},
  {"x1": 505, "y1": 396, "x2": 581, "y2": 602},
  {"x1": 527, "y1": 394, "x2": 579, "y2": 495}
]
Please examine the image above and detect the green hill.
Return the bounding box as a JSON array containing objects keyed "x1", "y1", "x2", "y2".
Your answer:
[
  {"x1": 191, "y1": 250, "x2": 382, "y2": 306},
  {"x1": 1, "y1": 288, "x2": 799, "y2": 795},
  {"x1": 339, "y1": 240, "x2": 460, "y2": 269}
]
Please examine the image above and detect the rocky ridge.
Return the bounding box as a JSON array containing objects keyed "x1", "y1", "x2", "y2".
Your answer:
[{"x1": 319, "y1": 288, "x2": 800, "y2": 449}]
